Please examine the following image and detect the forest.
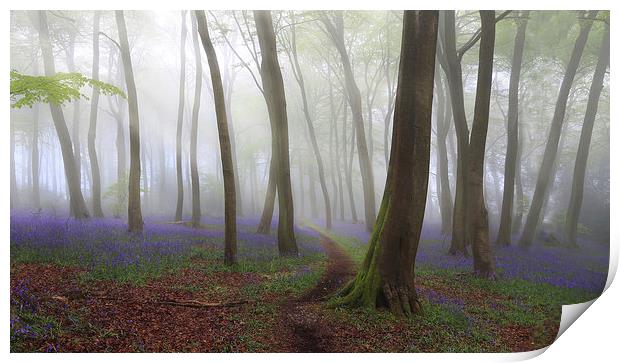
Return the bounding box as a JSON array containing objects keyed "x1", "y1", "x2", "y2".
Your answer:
[{"x1": 9, "y1": 9, "x2": 610, "y2": 353}]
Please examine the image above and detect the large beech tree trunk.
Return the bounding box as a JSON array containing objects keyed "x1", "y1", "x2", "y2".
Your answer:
[
  {"x1": 36, "y1": 10, "x2": 89, "y2": 218},
  {"x1": 195, "y1": 10, "x2": 238, "y2": 265},
  {"x1": 116, "y1": 10, "x2": 143, "y2": 233},
  {"x1": 440, "y1": 11, "x2": 470, "y2": 255},
  {"x1": 189, "y1": 13, "x2": 203, "y2": 228},
  {"x1": 496, "y1": 11, "x2": 529, "y2": 246},
  {"x1": 334, "y1": 11, "x2": 438, "y2": 316},
  {"x1": 467, "y1": 11, "x2": 495, "y2": 277},
  {"x1": 565, "y1": 26, "x2": 609, "y2": 246},
  {"x1": 322, "y1": 12, "x2": 376, "y2": 232},
  {"x1": 175, "y1": 11, "x2": 188, "y2": 221},
  {"x1": 519, "y1": 11, "x2": 597, "y2": 248},
  {"x1": 254, "y1": 10, "x2": 298, "y2": 256},
  {"x1": 88, "y1": 11, "x2": 104, "y2": 217}
]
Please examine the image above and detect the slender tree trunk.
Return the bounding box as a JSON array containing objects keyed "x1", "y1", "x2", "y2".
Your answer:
[
  {"x1": 435, "y1": 68, "x2": 453, "y2": 235},
  {"x1": 565, "y1": 26, "x2": 609, "y2": 246},
  {"x1": 254, "y1": 10, "x2": 298, "y2": 256},
  {"x1": 308, "y1": 168, "x2": 318, "y2": 218},
  {"x1": 345, "y1": 105, "x2": 358, "y2": 223},
  {"x1": 88, "y1": 11, "x2": 104, "y2": 217},
  {"x1": 519, "y1": 11, "x2": 597, "y2": 247},
  {"x1": 440, "y1": 11, "x2": 470, "y2": 255},
  {"x1": 496, "y1": 11, "x2": 529, "y2": 246},
  {"x1": 195, "y1": 10, "x2": 238, "y2": 264},
  {"x1": 189, "y1": 13, "x2": 203, "y2": 228},
  {"x1": 257, "y1": 157, "x2": 276, "y2": 233},
  {"x1": 66, "y1": 33, "x2": 82, "y2": 201},
  {"x1": 36, "y1": 10, "x2": 89, "y2": 218},
  {"x1": 284, "y1": 19, "x2": 332, "y2": 229},
  {"x1": 31, "y1": 61, "x2": 41, "y2": 209},
  {"x1": 298, "y1": 157, "x2": 305, "y2": 218},
  {"x1": 322, "y1": 12, "x2": 376, "y2": 231},
  {"x1": 174, "y1": 11, "x2": 188, "y2": 221},
  {"x1": 334, "y1": 11, "x2": 438, "y2": 316},
  {"x1": 10, "y1": 125, "x2": 17, "y2": 208},
  {"x1": 116, "y1": 10, "x2": 143, "y2": 233},
  {"x1": 467, "y1": 11, "x2": 496, "y2": 277},
  {"x1": 331, "y1": 84, "x2": 345, "y2": 221}
]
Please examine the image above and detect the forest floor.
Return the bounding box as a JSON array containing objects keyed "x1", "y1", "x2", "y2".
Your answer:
[{"x1": 10, "y1": 213, "x2": 606, "y2": 352}]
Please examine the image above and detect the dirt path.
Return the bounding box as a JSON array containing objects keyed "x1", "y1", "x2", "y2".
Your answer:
[{"x1": 280, "y1": 233, "x2": 356, "y2": 352}]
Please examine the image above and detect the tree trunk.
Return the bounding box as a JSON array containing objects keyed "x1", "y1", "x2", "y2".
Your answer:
[
  {"x1": 31, "y1": 61, "x2": 41, "y2": 209},
  {"x1": 322, "y1": 12, "x2": 376, "y2": 232},
  {"x1": 195, "y1": 10, "x2": 238, "y2": 265},
  {"x1": 10, "y1": 125, "x2": 17, "y2": 208},
  {"x1": 116, "y1": 10, "x2": 143, "y2": 233},
  {"x1": 345, "y1": 104, "x2": 358, "y2": 223},
  {"x1": 254, "y1": 11, "x2": 298, "y2": 255},
  {"x1": 565, "y1": 25, "x2": 609, "y2": 246},
  {"x1": 440, "y1": 11, "x2": 470, "y2": 255},
  {"x1": 66, "y1": 32, "x2": 82, "y2": 201},
  {"x1": 434, "y1": 67, "x2": 453, "y2": 235},
  {"x1": 496, "y1": 11, "x2": 529, "y2": 246},
  {"x1": 189, "y1": 13, "x2": 203, "y2": 228},
  {"x1": 256, "y1": 157, "x2": 276, "y2": 233},
  {"x1": 334, "y1": 11, "x2": 437, "y2": 316},
  {"x1": 36, "y1": 10, "x2": 89, "y2": 218},
  {"x1": 519, "y1": 11, "x2": 597, "y2": 248},
  {"x1": 467, "y1": 11, "x2": 495, "y2": 278},
  {"x1": 88, "y1": 11, "x2": 104, "y2": 217},
  {"x1": 174, "y1": 11, "x2": 188, "y2": 221},
  {"x1": 285, "y1": 20, "x2": 332, "y2": 228}
]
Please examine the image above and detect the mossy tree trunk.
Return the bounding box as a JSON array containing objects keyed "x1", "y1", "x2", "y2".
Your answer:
[{"x1": 333, "y1": 10, "x2": 438, "y2": 316}]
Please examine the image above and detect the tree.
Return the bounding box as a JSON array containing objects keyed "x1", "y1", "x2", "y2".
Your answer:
[
  {"x1": 496, "y1": 11, "x2": 530, "y2": 246},
  {"x1": 195, "y1": 10, "x2": 237, "y2": 265},
  {"x1": 333, "y1": 10, "x2": 438, "y2": 316},
  {"x1": 189, "y1": 13, "x2": 203, "y2": 228},
  {"x1": 518, "y1": 11, "x2": 598, "y2": 248},
  {"x1": 253, "y1": 10, "x2": 298, "y2": 256},
  {"x1": 434, "y1": 66, "x2": 453, "y2": 235},
  {"x1": 321, "y1": 11, "x2": 376, "y2": 232},
  {"x1": 88, "y1": 11, "x2": 104, "y2": 217},
  {"x1": 467, "y1": 11, "x2": 496, "y2": 277},
  {"x1": 565, "y1": 23, "x2": 609, "y2": 246},
  {"x1": 34, "y1": 10, "x2": 89, "y2": 218},
  {"x1": 175, "y1": 11, "x2": 188, "y2": 222},
  {"x1": 115, "y1": 10, "x2": 143, "y2": 233},
  {"x1": 280, "y1": 11, "x2": 332, "y2": 230}
]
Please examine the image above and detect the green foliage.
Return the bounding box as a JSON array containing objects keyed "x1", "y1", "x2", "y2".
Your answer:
[
  {"x1": 10, "y1": 70, "x2": 126, "y2": 109},
  {"x1": 104, "y1": 173, "x2": 129, "y2": 218}
]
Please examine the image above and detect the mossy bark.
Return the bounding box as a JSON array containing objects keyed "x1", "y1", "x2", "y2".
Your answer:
[{"x1": 331, "y1": 11, "x2": 438, "y2": 317}]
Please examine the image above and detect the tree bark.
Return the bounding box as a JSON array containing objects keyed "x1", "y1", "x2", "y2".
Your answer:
[
  {"x1": 519, "y1": 11, "x2": 597, "y2": 248},
  {"x1": 116, "y1": 10, "x2": 143, "y2": 232},
  {"x1": 565, "y1": 25, "x2": 609, "y2": 246},
  {"x1": 496, "y1": 11, "x2": 529, "y2": 246},
  {"x1": 434, "y1": 67, "x2": 453, "y2": 235},
  {"x1": 467, "y1": 11, "x2": 495, "y2": 277},
  {"x1": 189, "y1": 13, "x2": 203, "y2": 228},
  {"x1": 334, "y1": 11, "x2": 437, "y2": 316},
  {"x1": 175, "y1": 11, "x2": 188, "y2": 221},
  {"x1": 254, "y1": 10, "x2": 298, "y2": 256},
  {"x1": 36, "y1": 10, "x2": 89, "y2": 218},
  {"x1": 195, "y1": 10, "x2": 238, "y2": 265},
  {"x1": 440, "y1": 11, "x2": 470, "y2": 255},
  {"x1": 256, "y1": 158, "x2": 276, "y2": 234},
  {"x1": 10, "y1": 125, "x2": 17, "y2": 208},
  {"x1": 345, "y1": 105, "x2": 358, "y2": 223},
  {"x1": 88, "y1": 11, "x2": 104, "y2": 217},
  {"x1": 322, "y1": 12, "x2": 376, "y2": 232}
]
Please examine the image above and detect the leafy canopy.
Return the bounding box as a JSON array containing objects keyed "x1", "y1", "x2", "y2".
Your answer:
[{"x1": 10, "y1": 70, "x2": 126, "y2": 109}]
